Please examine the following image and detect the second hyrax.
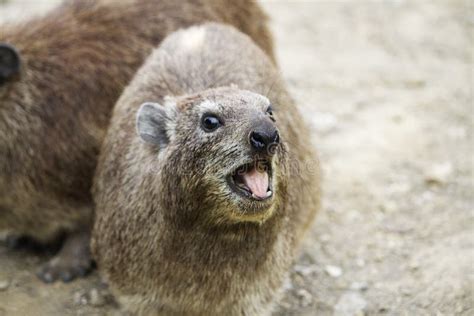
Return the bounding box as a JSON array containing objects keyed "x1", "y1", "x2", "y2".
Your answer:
[
  {"x1": 0, "y1": 0, "x2": 274, "y2": 283},
  {"x1": 92, "y1": 23, "x2": 320, "y2": 315}
]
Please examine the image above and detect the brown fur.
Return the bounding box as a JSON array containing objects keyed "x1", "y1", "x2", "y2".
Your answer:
[
  {"x1": 0, "y1": 0, "x2": 274, "y2": 281},
  {"x1": 92, "y1": 23, "x2": 320, "y2": 315}
]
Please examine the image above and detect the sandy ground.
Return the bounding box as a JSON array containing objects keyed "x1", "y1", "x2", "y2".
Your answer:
[{"x1": 0, "y1": 0, "x2": 473, "y2": 315}]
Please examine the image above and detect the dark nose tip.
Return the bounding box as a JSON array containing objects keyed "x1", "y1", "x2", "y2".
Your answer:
[{"x1": 249, "y1": 129, "x2": 280, "y2": 154}]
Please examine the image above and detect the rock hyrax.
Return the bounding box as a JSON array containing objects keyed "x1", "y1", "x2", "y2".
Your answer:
[
  {"x1": 0, "y1": 0, "x2": 275, "y2": 283},
  {"x1": 92, "y1": 23, "x2": 320, "y2": 315}
]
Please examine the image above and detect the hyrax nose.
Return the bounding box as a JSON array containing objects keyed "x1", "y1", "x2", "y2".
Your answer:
[{"x1": 249, "y1": 124, "x2": 280, "y2": 155}]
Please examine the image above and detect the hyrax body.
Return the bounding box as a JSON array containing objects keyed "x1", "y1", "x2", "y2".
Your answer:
[
  {"x1": 92, "y1": 23, "x2": 320, "y2": 315},
  {"x1": 0, "y1": 0, "x2": 274, "y2": 283}
]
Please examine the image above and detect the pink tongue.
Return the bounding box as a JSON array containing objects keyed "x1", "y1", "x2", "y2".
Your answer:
[{"x1": 242, "y1": 168, "x2": 269, "y2": 199}]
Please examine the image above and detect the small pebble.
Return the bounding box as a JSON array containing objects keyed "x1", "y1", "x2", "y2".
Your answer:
[
  {"x1": 378, "y1": 306, "x2": 388, "y2": 313},
  {"x1": 455, "y1": 304, "x2": 466, "y2": 313},
  {"x1": 282, "y1": 277, "x2": 293, "y2": 291},
  {"x1": 73, "y1": 290, "x2": 88, "y2": 305},
  {"x1": 0, "y1": 232, "x2": 7, "y2": 243},
  {"x1": 334, "y1": 291, "x2": 367, "y2": 316},
  {"x1": 319, "y1": 234, "x2": 331, "y2": 243},
  {"x1": 325, "y1": 265, "x2": 343, "y2": 278},
  {"x1": 350, "y1": 281, "x2": 369, "y2": 291},
  {"x1": 294, "y1": 264, "x2": 318, "y2": 276},
  {"x1": 379, "y1": 200, "x2": 397, "y2": 213},
  {"x1": 0, "y1": 279, "x2": 10, "y2": 291},
  {"x1": 296, "y1": 288, "x2": 312, "y2": 307},
  {"x1": 409, "y1": 261, "x2": 420, "y2": 271},
  {"x1": 89, "y1": 288, "x2": 106, "y2": 307},
  {"x1": 400, "y1": 287, "x2": 411, "y2": 296},
  {"x1": 424, "y1": 162, "x2": 452, "y2": 185}
]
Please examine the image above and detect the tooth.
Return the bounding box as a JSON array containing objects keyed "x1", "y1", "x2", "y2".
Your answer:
[{"x1": 266, "y1": 190, "x2": 273, "y2": 197}]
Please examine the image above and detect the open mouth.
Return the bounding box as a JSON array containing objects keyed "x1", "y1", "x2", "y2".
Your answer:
[{"x1": 227, "y1": 159, "x2": 273, "y2": 201}]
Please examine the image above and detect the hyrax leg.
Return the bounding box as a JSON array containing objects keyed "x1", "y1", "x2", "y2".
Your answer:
[{"x1": 36, "y1": 230, "x2": 93, "y2": 283}]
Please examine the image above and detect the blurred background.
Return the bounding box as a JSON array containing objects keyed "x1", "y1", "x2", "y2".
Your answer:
[{"x1": 0, "y1": 0, "x2": 472, "y2": 315}]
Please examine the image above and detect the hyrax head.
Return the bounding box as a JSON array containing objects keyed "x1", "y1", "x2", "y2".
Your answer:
[{"x1": 136, "y1": 86, "x2": 286, "y2": 225}]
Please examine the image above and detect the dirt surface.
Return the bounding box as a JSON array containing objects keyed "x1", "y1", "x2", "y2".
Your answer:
[{"x1": 0, "y1": 1, "x2": 472, "y2": 315}]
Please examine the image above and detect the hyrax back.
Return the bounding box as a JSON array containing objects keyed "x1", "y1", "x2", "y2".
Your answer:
[
  {"x1": 0, "y1": 0, "x2": 275, "y2": 283},
  {"x1": 92, "y1": 23, "x2": 320, "y2": 315}
]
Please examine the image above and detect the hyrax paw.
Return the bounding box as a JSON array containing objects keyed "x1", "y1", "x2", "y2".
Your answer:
[{"x1": 37, "y1": 255, "x2": 92, "y2": 283}]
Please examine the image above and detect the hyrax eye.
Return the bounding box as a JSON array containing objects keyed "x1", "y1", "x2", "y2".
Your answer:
[
  {"x1": 266, "y1": 105, "x2": 275, "y2": 121},
  {"x1": 201, "y1": 114, "x2": 222, "y2": 132}
]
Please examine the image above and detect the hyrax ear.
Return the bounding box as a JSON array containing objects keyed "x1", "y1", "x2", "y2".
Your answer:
[
  {"x1": 136, "y1": 102, "x2": 176, "y2": 148},
  {"x1": 0, "y1": 43, "x2": 21, "y2": 84}
]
